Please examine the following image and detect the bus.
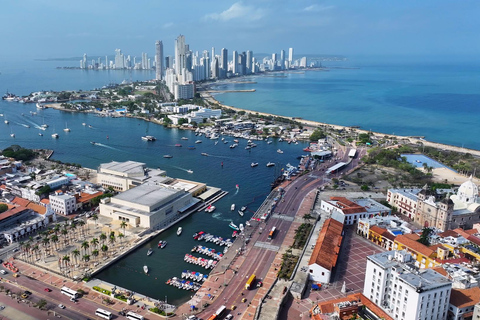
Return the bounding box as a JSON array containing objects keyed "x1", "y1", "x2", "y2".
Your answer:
[
  {"x1": 60, "y1": 286, "x2": 78, "y2": 299},
  {"x1": 245, "y1": 274, "x2": 256, "y2": 290},
  {"x1": 215, "y1": 305, "x2": 226, "y2": 316},
  {"x1": 268, "y1": 227, "x2": 276, "y2": 240},
  {"x1": 206, "y1": 314, "x2": 217, "y2": 320},
  {"x1": 95, "y1": 308, "x2": 112, "y2": 320},
  {"x1": 126, "y1": 311, "x2": 144, "y2": 320},
  {"x1": 348, "y1": 149, "x2": 357, "y2": 158}
]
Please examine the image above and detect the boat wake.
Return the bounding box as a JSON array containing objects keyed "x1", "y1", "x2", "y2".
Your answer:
[
  {"x1": 171, "y1": 166, "x2": 193, "y2": 173},
  {"x1": 211, "y1": 212, "x2": 231, "y2": 222},
  {"x1": 93, "y1": 143, "x2": 123, "y2": 152}
]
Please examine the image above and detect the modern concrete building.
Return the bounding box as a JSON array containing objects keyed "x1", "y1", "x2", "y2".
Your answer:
[
  {"x1": 321, "y1": 197, "x2": 391, "y2": 225},
  {"x1": 155, "y1": 40, "x2": 164, "y2": 80},
  {"x1": 49, "y1": 192, "x2": 76, "y2": 216},
  {"x1": 447, "y1": 287, "x2": 480, "y2": 320},
  {"x1": 99, "y1": 183, "x2": 198, "y2": 229},
  {"x1": 175, "y1": 35, "x2": 186, "y2": 76},
  {"x1": 364, "y1": 250, "x2": 452, "y2": 320}
]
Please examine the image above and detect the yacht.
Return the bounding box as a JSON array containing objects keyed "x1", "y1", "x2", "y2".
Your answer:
[
  {"x1": 51, "y1": 133, "x2": 59, "y2": 139},
  {"x1": 251, "y1": 162, "x2": 259, "y2": 167},
  {"x1": 228, "y1": 222, "x2": 239, "y2": 231},
  {"x1": 187, "y1": 169, "x2": 193, "y2": 174},
  {"x1": 195, "y1": 140, "x2": 202, "y2": 144},
  {"x1": 163, "y1": 154, "x2": 173, "y2": 158},
  {"x1": 143, "y1": 265, "x2": 149, "y2": 274},
  {"x1": 177, "y1": 227, "x2": 183, "y2": 236},
  {"x1": 181, "y1": 137, "x2": 188, "y2": 140},
  {"x1": 205, "y1": 205, "x2": 216, "y2": 213},
  {"x1": 147, "y1": 248, "x2": 153, "y2": 256},
  {"x1": 266, "y1": 162, "x2": 275, "y2": 167},
  {"x1": 63, "y1": 122, "x2": 70, "y2": 132},
  {"x1": 231, "y1": 204, "x2": 235, "y2": 211},
  {"x1": 141, "y1": 135, "x2": 156, "y2": 141},
  {"x1": 201, "y1": 153, "x2": 209, "y2": 156},
  {"x1": 277, "y1": 149, "x2": 284, "y2": 154}
]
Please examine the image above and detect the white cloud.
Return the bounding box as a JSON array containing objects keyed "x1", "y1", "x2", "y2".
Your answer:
[
  {"x1": 204, "y1": 2, "x2": 265, "y2": 22},
  {"x1": 303, "y1": 4, "x2": 334, "y2": 12}
]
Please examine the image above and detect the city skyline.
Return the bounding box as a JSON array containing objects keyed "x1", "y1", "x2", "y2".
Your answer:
[{"x1": 1, "y1": 0, "x2": 479, "y2": 59}]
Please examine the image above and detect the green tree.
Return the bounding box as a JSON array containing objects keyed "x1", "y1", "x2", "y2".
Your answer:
[
  {"x1": 0, "y1": 204, "x2": 8, "y2": 213},
  {"x1": 309, "y1": 129, "x2": 326, "y2": 142}
]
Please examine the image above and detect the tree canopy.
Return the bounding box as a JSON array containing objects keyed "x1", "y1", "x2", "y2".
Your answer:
[{"x1": 2, "y1": 145, "x2": 36, "y2": 161}]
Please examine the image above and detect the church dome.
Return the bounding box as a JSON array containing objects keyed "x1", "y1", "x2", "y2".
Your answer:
[{"x1": 456, "y1": 176, "x2": 479, "y2": 205}]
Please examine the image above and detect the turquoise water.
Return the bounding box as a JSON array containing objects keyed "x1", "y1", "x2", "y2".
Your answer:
[
  {"x1": 401, "y1": 154, "x2": 455, "y2": 170},
  {"x1": 215, "y1": 56, "x2": 480, "y2": 150}
]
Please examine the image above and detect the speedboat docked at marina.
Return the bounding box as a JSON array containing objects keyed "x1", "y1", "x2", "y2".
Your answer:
[{"x1": 229, "y1": 221, "x2": 239, "y2": 231}]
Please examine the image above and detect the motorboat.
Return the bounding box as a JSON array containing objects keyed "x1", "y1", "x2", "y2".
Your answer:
[
  {"x1": 143, "y1": 265, "x2": 149, "y2": 274},
  {"x1": 51, "y1": 133, "x2": 59, "y2": 139},
  {"x1": 147, "y1": 248, "x2": 153, "y2": 256},
  {"x1": 142, "y1": 135, "x2": 156, "y2": 141},
  {"x1": 36, "y1": 103, "x2": 45, "y2": 109},
  {"x1": 231, "y1": 204, "x2": 235, "y2": 211},
  {"x1": 181, "y1": 137, "x2": 188, "y2": 140},
  {"x1": 205, "y1": 205, "x2": 216, "y2": 213},
  {"x1": 238, "y1": 210, "x2": 244, "y2": 217},
  {"x1": 163, "y1": 155, "x2": 173, "y2": 158},
  {"x1": 266, "y1": 162, "x2": 275, "y2": 167},
  {"x1": 201, "y1": 152, "x2": 209, "y2": 156},
  {"x1": 240, "y1": 206, "x2": 247, "y2": 212},
  {"x1": 82, "y1": 123, "x2": 86, "y2": 126},
  {"x1": 177, "y1": 227, "x2": 183, "y2": 236},
  {"x1": 158, "y1": 240, "x2": 167, "y2": 249},
  {"x1": 38, "y1": 133, "x2": 43, "y2": 136},
  {"x1": 239, "y1": 224, "x2": 244, "y2": 232},
  {"x1": 63, "y1": 122, "x2": 70, "y2": 132},
  {"x1": 175, "y1": 144, "x2": 182, "y2": 147},
  {"x1": 228, "y1": 222, "x2": 239, "y2": 231},
  {"x1": 195, "y1": 140, "x2": 202, "y2": 144},
  {"x1": 251, "y1": 162, "x2": 258, "y2": 167},
  {"x1": 90, "y1": 141, "x2": 96, "y2": 145},
  {"x1": 187, "y1": 169, "x2": 193, "y2": 174},
  {"x1": 10, "y1": 133, "x2": 15, "y2": 138},
  {"x1": 277, "y1": 149, "x2": 284, "y2": 154}
]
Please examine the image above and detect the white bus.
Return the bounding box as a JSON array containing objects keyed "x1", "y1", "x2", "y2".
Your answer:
[
  {"x1": 215, "y1": 305, "x2": 226, "y2": 316},
  {"x1": 126, "y1": 311, "x2": 145, "y2": 320},
  {"x1": 60, "y1": 286, "x2": 78, "y2": 299},
  {"x1": 95, "y1": 308, "x2": 112, "y2": 319}
]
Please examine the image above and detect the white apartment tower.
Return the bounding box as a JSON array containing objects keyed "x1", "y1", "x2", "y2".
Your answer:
[
  {"x1": 155, "y1": 40, "x2": 164, "y2": 80},
  {"x1": 114, "y1": 49, "x2": 124, "y2": 69},
  {"x1": 288, "y1": 47, "x2": 294, "y2": 63},
  {"x1": 232, "y1": 50, "x2": 238, "y2": 75},
  {"x1": 246, "y1": 50, "x2": 252, "y2": 74},
  {"x1": 363, "y1": 250, "x2": 451, "y2": 320},
  {"x1": 280, "y1": 49, "x2": 285, "y2": 70},
  {"x1": 221, "y1": 48, "x2": 228, "y2": 78},
  {"x1": 175, "y1": 35, "x2": 186, "y2": 76}
]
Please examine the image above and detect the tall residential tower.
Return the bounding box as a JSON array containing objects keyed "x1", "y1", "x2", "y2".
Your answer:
[{"x1": 155, "y1": 40, "x2": 164, "y2": 80}]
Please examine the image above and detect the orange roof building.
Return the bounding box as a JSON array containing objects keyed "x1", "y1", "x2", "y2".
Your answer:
[
  {"x1": 394, "y1": 233, "x2": 439, "y2": 268},
  {"x1": 448, "y1": 287, "x2": 480, "y2": 320},
  {"x1": 308, "y1": 218, "x2": 343, "y2": 283}
]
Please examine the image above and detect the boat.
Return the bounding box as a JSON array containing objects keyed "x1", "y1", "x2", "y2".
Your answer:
[
  {"x1": 142, "y1": 135, "x2": 156, "y2": 141},
  {"x1": 163, "y1": 155, "x2": 173, "y2": 158},
  {"x1": 38, "y1": 132, "x2": 43, "y2": 136},
  {"x1": 4, "y1": 120, "x2": 9, "y2": 124},
  {"x1": 51, "y1": 133, "x2": 59, "y2": 139},
  {"x1": 266, "y1": 162, "x2": 275, "y2": 167},
  {"x1": 232, "y1": 231, "x2": 238, "y2": 238},
  {"x1": 277, "y1": 149, "x2": 284, "y2": 154},
  {"x1": 238, "y1": 210, "x2": 244, "y2": 217},
  {"x1": 90, "y1": 141, "x2": 96, "y2": 145},
  {"x1": 2, "y1": 91, "x2": 17, "y2": 101},
  {"x1": 201, "y1": 152, "x2": 209, "y2": 156},
  {"x1": 36, "y1": 103, "x2": 45, "y2": 109},
  {"x1": 267, "y1": 141, "x2": 273, "y2": 144},
  {"x1": 416, "y1": 160, "x2": 422, "y2": 163},
  {"x1": 187, "y1": 169, "x2": 193, "y2": 174},
  {"x1": 177, "y1": 227, "x2": 182, "y2": 236},
  {"x1": 205, "y1": 205, "x2": 216, "y2": 213},
  {"x1": 195, "y1": 140, "x2": 202, "y2": 144},
  {"x1": 143, "y1": 265, "x2": 149, "y2": 274},
  {"x1": 231, "y1": 204, "x2": 235, "y2": 211},
  {"x1": 82, "y1": 123, "x2": 86, "y2": 126},
  {"x1": 175, "y1": 144, "x2": 182, "y2": 147},
  {"x1": 251, "y1": 162, "x2": 259, "y2": 167},
  {"x1": 147, "y1": 248, "x2": 153, "y2": 256},
  {"x1": 10, "y1": 133, "x2": 15, "y2": 138},
  {"x1": 158, "y1": 240, "x2": 167, "y2": 249},
  {"x1": 240, "y1": 206, "x2": 247, "y2": 212},
  {"x1": 239, "y1": 224, "x2": 244, "y2": 232},
  {"x1": 228, "y1": 222, "x2": 239, "y2": 231},
  {"x1": 63, "y1": 122, "x2": 70, "y2": 132},
  {"x1": 181, "y1": 137, "x2": 188, "y2": 140}
]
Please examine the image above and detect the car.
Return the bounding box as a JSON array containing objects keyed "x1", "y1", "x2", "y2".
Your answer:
[
  {"x1": 225, "y1": 315, "x2": 233, "y2": 320},
  {"x1": 231, "y1": 305, "x2": 236, "y2": 310},
  {"x1": 241, "y1": 298, "x2": 247, "y2": 303},
  {"x1": 58, "y1": 304, "x2": 65, "y2": 309},
  {"x1": 0, "y1": 305, "x2": 5, "y2": 310},
  {"x1": 44, "y1": 288, "x2": 52, "y2": 292},
  {"x1": 21, "y1": 293, "x2": 29, "y2": 299}
]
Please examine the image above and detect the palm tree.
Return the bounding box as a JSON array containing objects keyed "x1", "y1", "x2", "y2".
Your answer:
[
  {"x1": 72, "y1": 249, "x2": 80, "y2": 268},
  {"x1": 25, "y1": 243, "x2": 32, "y2": 262},
  {"x1": 51, "y1": 234, "x2": 59, "y2": 251},
  {"x1": 69, "y1": 222, "x2": 77, "y2": 241},
  {"x1": 120, "y1": 221, "x2": 127, "y2": 238},
  {"x1": 62, "y1": 255, "x2": 70, "y2": 273},
  {"x1": 42, "y1": 237, "x2": 50, "y2": 258},
  {"x1": 118, "y1": 233, "x2": 124, "y2": 245},
  {"x1": 101, "y1": 244, "x2": 108, "y2": 258},
  {"x1": 90, "y1": 237, "x2": 99, "y2": 250},
  {"x1": 92, "y1": 214, "x2": 99, "y2": 229},
  {"x1": 100, "y1": 233, "x2": 107, "y2": 246},
  {"x1": 61, "y1": 228, "x2": 69, "y2": 248},
  {"x1": 19, "y1": 241, "x2": 26, "y2": 259},
  {"x1": 81, "y1": 241, "x2": 90, "y2": 255},
  {"x1": 32, "y1": 245, "x2": 40, "y2": 261},
  {"x1": 92, "y1": 249, "x2": 99, "y2": 262},
  {"x1": 109, "y1": 235, "x2": 116, "y2": 249},
  {"x1": 82, "y1": 254, "x2": 90, "y2": 267},
  {"x1": 53, "y1": 223, "x2": 61, "y2": 235},
  {"x1": 77, "y1": 219, "x2": 86, "y2": 238}
]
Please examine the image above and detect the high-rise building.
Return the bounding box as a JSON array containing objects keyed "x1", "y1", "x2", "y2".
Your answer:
[
  {"x1": 363, "y1": 250, "x2": 451, "y2": 320},
  {"x1": 232, "y1": 51, "x2": 238, "y2": 75},
  {"x1": 203, "y1": 50, "x2": 210, "y2": 79},
  {"x1": 288, "y1": 47, "x2": 294, "y2": 63},
  {"x1": 280, "y1": 50, "x2": 285, "y2": 70},
  {"x1": 246, "y1": 50, "x2": 252, "y2": 74},
  {"x1": 115, "y1": 49, "x2": 124, "y2": 69},
  {"x1": 220, "y1": 48, "x2": 228, "y2": 78},
  {"x1": 175, "y1": 35, "x2": 186, "y2": 76},
  {"x1": 239, "y1": 52, "x2": 246, "y2": 75},
  {"x1": 155, "y1": 40, "x2": 164, "y2": 80},
  {"x1": 271, "y1": 53, "x2": 278, "y2": 70},
  {"x1": 165, "y1": 56, "x2": 172, "y2": 69},
  {"x1": 211, "y1": 57, "x2": 219, "y2": 79}
]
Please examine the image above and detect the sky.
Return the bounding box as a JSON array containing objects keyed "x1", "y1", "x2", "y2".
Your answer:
[{"x1": 1, "y1": 0, "x2": 479, "y2": 60}]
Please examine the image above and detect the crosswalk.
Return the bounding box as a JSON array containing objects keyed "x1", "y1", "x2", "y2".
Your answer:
[
  {"x1": 271, "y1": 214, "x2": 294, "y2": 221},
  {"x1": 254, "y1": 241, "x2": 280, "y2": 251}
]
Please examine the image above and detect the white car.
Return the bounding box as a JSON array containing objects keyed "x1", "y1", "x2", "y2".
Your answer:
[
  {"x1": 0, "y1": 305, "x2": 5, "y2": 310},
  {"x1": 225, "y1": 315, "x2": 233, "y2": 320},
  {"x1": 58, "y1": 304, "x2": 65, "y2": 309}
]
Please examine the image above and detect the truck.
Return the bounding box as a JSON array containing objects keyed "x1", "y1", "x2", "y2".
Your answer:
[{"x1": 245, "y1": 274, "x2": 256, "y2": 290}]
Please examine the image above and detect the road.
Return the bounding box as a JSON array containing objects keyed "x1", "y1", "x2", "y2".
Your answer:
[{"x1": 196, "y1": 145, "x2": 365, "y2": 319}]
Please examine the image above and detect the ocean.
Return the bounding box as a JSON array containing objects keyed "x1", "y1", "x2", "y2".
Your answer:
[{"x1": 0, "y1": 56, "x2": 479, "y2": 304}]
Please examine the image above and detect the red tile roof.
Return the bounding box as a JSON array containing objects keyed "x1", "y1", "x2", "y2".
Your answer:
[
  {"x1": 11, "y1": 197, "x2": 30, "y2": 207},
  {"x1": 438, "y1": 230, "x2": 461, "y2": 238},
  {"x1": 449, "y1": 287, "x2": 480, "y2": 309},
  {"x1": 0, "y1": 204, "x2": 29, "y2": 222},
  {"x1": 40, "y1": 199, "x2": 50, "y2": 205},
  {"x1": 395, "y1": 234, "x2": 435, "y2": 258},
  {"x1": 76, "y1": 191, "x2": 103, "y2": 203},
  {"x1": 329, "y1": 197, "x2": 366, "y2": 215},
  {"x1": 309, "y1": 219, "x2": 343, "y2": 271}
]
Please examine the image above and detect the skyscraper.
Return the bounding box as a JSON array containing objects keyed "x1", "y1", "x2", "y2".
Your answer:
[
  {"x1": 221, "y1": 48, "x2": 228, "y2": 78},
  {"x1": 246, "y1": 50, "x2": 252, "y2": 74},
  {"x1": 271, "y1": 53, "x2": 277, "y2": 71},
  {"x1": 280, "y1": 50, "x2": 285, "y2": 70},
  {"x1": 288, "y1": 47, "x2": 294, "y2": 69},
  {"x1": 232, "y1": 50, "x2": 238, "y2": 75},
  {"x1": 239, "y1": 52, "x2": 246, "y2": 75},
  {"x1": 175, "y1": 35, "x2": 186, "y2": 76},
  {"x1": 114, "y1": 49, "x2": 124, "y2": 69},
  {"x1": 155, "y1": 40, "x2": 164, "y2": 80}
]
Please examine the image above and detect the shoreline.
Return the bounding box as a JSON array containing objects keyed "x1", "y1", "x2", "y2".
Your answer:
[{"x1": 199, "y1": 85, "x2": 480, "y2": 156}]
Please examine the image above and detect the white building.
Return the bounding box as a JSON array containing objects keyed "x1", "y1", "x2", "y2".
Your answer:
[
  {"x1": 99, "y1": 183, "x2": 198, "y2": 229},
  {"x1": 448, "y1": 287, "x2": 480, "y2": 320},
  {"x1": 174, "y1": 83, "x2": 195, "y2": 100},
  {"x1": 49, "y1": 193, "x2": 76, "y2": 216},
  {"x1": 364, "y1": 250, "x2": 452, "y2": 320},
  {"x1": 45, "y1": 176, "x2": 69, "y2": 189},
  {"x1": 321, "y1": 197, "x2": 391, "y2": 225}
]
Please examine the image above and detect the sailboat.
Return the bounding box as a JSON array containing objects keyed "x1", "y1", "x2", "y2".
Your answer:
[
  {"x1": 52, "y1": 126, "x2": 59, "y2": 138},
  {"x1": 63, "y1": 122, "x2": 70, "y2": 132}
]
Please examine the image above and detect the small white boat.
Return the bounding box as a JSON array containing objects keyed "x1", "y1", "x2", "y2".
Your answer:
[
  {"x1": 240, "y1": 206, "x2": 247, "y2": 212},
  {"x1": 4, "y1": 120, "x2": 9, "y2": 124},
  {"x1": 238, "y1": 210, "x2": 244, "y2": 217},
  {"x1": 266, "y1": 162, "x2": 275, "y2": 167},
  {"x1": 10, "y1": 133, "x2": 15, "y2": 138},
  {"x1": 63, "y1": 122, "x2": 70, "y2": 132},
  {"x1": 36, "y1": 103, "x2": 45, "y2": 109},
  {"x1": 52, "y1": 133, "x2": 59, "y2": 139},
  {"x1": 181, "y1": 137, "x2": 188, "y2": 140},
  {"x1": 187, "y1": 169, "x2": 193, "y2": 174},
  {"x1": 239, "y1": 224, "x2": 244, "y2": 232},
  {"x1": 195, "y1": 140, "x2": 202, "y2": 144},
  {"x1": 229, "y1": 222, "x2": 239, "y2": 231},
  {"x1": 231, "y1": 204, "x2": 235, "y2": 211},
  {"x1": 177, "y1": 227, "x2": 183, "y2": 236},
  {"x1": 147, "y1": 248, "x2": 153, "y2": 256},
  {"x1": 82, "y1": 123, "x2": 86, "y2": 126},
  {"x1": 163, "y1": 154, "x2": 173, "y2": 158},
  {"x1": 38, "y1": 132, "x2": 43, "y2": 136},
  {"x1": 251, "y1": 162, "x2": 258, "y2": 167},
  {"x1": 142, "y1": 135, "x2": 156, "y2": 141},
  {"x1": 277, "y1": 149, "x2": 284, "y2": 154},
  {"x1": 144, "y1": 265, "x2": 149, "y2": 274},
  {"x1": 205, "y1": 205, "x2": 216, "y2": 213}
]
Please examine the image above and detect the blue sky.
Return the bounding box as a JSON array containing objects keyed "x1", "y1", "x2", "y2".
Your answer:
[{"x1": 1, "y1": 0, "x2": 479, "y2": 59}]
